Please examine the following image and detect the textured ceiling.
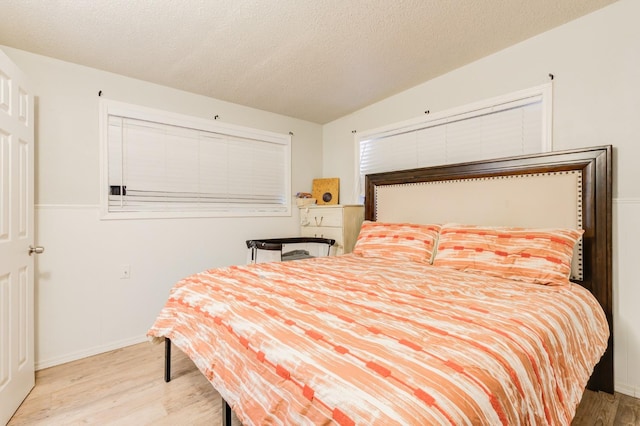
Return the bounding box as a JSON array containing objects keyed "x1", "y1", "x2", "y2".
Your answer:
[{"x1": 0, "y1": 0, "x2": 616, "y2": 124}]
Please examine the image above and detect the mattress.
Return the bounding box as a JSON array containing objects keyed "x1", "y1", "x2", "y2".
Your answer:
[{"x1": 148, "y1": 254, "x2": 609, "y2": 425}]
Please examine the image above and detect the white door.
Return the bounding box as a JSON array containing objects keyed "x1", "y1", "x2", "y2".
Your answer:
[{"x1": 0, "y1": 49, "x2": 35, "y2": 425}]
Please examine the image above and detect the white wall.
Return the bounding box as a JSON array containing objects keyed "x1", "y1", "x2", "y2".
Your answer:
[
  {"x1": 323, "y1": 0, "x2": 640, "y2": 397},
  {"x1": 1, "y1": 46, "x2": 323, "y2": 369}
]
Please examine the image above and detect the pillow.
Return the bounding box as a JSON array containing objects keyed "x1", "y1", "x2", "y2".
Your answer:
[
  {"x1": 353, "y1": 221, "x2": 441, "y2": 263},
  {"x1": 433, "y1": 223, "x2": 584, "y2": 286}
]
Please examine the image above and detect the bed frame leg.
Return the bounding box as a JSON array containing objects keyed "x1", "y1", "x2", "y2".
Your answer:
[
  {"x1": 222, "y1": 399, "x2": 232, "y2": 426},
  {"x1": 164, "y1": 337, "x2": 171, "y2": 382},
  {"x1": 164, "y1": 336, "x2": 231, "y2": 424}
]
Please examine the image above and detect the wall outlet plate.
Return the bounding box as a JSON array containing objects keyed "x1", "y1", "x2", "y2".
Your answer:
[{"x1": 119, "y1": 264, "x2": 130, "y2": 279}]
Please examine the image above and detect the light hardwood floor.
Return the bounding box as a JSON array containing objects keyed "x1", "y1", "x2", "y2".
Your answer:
[{"x1": 8, "y1": 342, "x2": 640, "y2": 425}]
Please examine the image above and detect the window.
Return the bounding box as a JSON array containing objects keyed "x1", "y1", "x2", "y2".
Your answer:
[
  {"x1": 100, "y1": 100, "x2": 291, "y2": 219},
  {"x1": 355, "y1": 84, "x2": 552, "y2": 200}
]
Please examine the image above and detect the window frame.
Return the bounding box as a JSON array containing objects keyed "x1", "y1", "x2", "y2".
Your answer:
[
  {"x1": 353, "y1": 83, "x2": 553, "y2": 201},
  {"x1": 99, "y1": 99, "x2": 291, "y2": 219}
]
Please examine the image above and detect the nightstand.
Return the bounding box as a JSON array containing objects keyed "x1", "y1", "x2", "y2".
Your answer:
[{"x1": 299, "y1": 205, "x2": 364, "y2": 255}]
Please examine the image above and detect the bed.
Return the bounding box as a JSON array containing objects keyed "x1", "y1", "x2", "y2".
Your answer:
[{"x1": 148, "y1": 145, "x2": 613, "y2": 425}]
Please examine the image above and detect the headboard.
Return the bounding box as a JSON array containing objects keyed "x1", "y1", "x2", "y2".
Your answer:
[{"x1": 364, "y1": 145, "x2": 613, "y2": 393}]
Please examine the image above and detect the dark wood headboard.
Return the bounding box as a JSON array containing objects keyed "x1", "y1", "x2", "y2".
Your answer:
[{"x1": 364, "y1": 145, "x2": 613, "y2": 393}]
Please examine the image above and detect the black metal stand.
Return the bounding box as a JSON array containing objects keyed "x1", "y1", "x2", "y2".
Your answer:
[{"x1": 246, "y1": 237, "x2": 335, "y2": 263}]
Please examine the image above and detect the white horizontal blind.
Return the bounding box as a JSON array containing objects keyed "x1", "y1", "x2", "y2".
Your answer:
[
  {"x1": 101, "y1": 100, "x2": 291, "y2": 218},
  {"x1": 356, "y1": 84, "x2": 552, "y2": 200}
]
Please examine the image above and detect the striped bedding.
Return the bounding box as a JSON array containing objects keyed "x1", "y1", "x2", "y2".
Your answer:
[{"x1": 147, "y1": 254, "x2": 609, "y2": 425}]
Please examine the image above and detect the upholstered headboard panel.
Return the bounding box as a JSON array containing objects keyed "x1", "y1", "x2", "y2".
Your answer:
[
  {"x1": 375, "y1": 171, "x2": 583, "y2": 280},
  {"x1": 364, "y1": 145, "x2": 613, "y2": 393}
]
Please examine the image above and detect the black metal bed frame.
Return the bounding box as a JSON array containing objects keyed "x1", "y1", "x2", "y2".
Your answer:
[{"x1": 164, "y1": 338, "x2": 232, "y2": 426}]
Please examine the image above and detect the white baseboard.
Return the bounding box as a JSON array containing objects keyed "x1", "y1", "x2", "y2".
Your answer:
[
  {"x1": 35, "y1": 335, "x2": 149, "y2": 371},
  {"x1": 615, "y1": 382, "x2": 640, "y2": 398}
]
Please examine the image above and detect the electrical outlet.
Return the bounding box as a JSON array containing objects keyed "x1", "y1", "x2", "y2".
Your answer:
[{"x1": 120, "y1": 264, "x2": 130, "y2": 279}]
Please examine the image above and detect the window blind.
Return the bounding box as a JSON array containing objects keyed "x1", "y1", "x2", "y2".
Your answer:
[
  {"x1": 356, "y1": 84, "x2": 552, "y2": 200},
  {"x1": 101, "y1": 101, "x2": 291, "y2": 218}
]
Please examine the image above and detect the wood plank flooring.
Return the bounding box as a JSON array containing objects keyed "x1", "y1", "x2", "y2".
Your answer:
[
  {"x1": 7, "y1": 342, "x2": 640, "y2": 425},
  {"x1": 8, "y1": 342, "x2": 240, "y2": 426}
]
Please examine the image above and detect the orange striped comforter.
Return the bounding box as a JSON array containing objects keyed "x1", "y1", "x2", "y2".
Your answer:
[{"x1": 147, "y1": 254, "x2": 608, "y2": 425}]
